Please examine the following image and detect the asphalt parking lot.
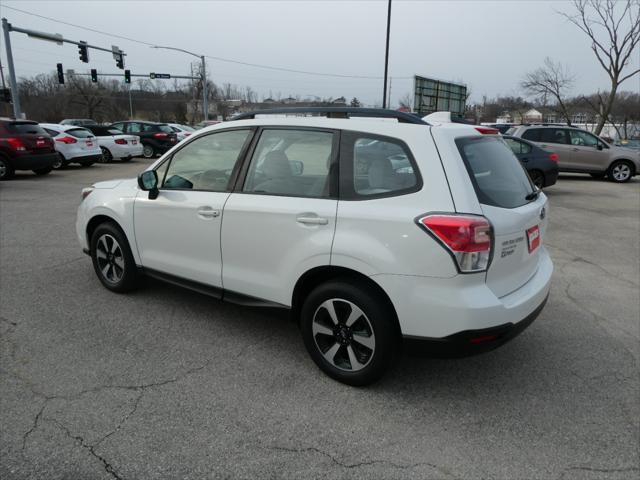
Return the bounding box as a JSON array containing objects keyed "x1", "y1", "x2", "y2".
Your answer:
[{"x1": 1, "y1": 161, "x2": 638, "y2": 480}]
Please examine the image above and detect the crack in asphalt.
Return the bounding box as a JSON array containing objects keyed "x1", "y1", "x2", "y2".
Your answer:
[
  {"x1": 21, "y1": 401, "x2": 47, "y2": 452},
  {"x1": 546, "y1": 242, "x2": 640, "y2": 288},
  {"x1": 94, "y1": 391, "x2": 144, "y2": 448},
  {"x1": 47, "y1": 417, "x2": 124, "y2": 480},
  {"x1": 268, "y1": 445, "x2": 458, "y2": 478}
]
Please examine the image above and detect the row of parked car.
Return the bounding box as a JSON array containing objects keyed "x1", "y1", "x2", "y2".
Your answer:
[
  {"x1": 0, "y1": 118, "x2": 197, "y2": 180},
  {"x1": 489, "y1": 123, "x2": 640, "y2": 185}
]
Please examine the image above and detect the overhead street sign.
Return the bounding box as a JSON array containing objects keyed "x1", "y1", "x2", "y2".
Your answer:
[{"x1": 150, "y1": 73, "x2": 171, "y2": 79}]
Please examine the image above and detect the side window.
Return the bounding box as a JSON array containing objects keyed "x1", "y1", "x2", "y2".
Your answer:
[
  {"x1": 128, "y1": 123, "x2": 142, "y2": 134},
  {"x1": 243, "y1": 129, "x2": 334, "y2": 198},
  {"x1": 161, "y1": 129, "x2": 252, "y2": 191},
  {"x1": 111, "y1": 123, "x2": 124, "y2": 132},
  {"x1": 519, "y1": 141, "x2": 532, "y2": 154},
  {"x1": 504, "y1": 138, "x2": 523, "y2": 154},
  {"x1": 540, "y1": 128, "x2": 568, "y2": 144},
  {"x1": 569, "y1": 129, "x2": 599, "y2": 147},
  {"x1": 346, "y1": 134, "x2": 418, "y2": 197},
  {"x1": 521, "y1": 129, "x2": 541, "y2": 142}
]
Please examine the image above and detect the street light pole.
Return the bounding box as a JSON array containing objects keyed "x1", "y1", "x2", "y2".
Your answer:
[
  {"x1": 2, "y1": 18, "x2": 22, "y2": 118},
  {"x1": 151, "y1": 45, "x2": 208, "y2": 121},
  {"x1": 382, "y1": 0, "x2": 392, "y2": 109}
]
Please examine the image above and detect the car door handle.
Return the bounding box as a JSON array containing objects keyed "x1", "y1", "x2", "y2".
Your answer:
[
  {"x1": 296, "y1": 216, "x2": 328, "y2": 225},
  {"x1": 197, "y1": 206, "x2": 220, "y2": 219}
]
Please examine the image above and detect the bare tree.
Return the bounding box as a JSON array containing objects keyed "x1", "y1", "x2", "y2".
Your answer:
[
  {"x1": 398, "y1": 92, "x2": 412, "y2": 109},
  {"x1": 521, "y1": 57, "x2": 575, "y2": 125},
  {"x1": 559, "y1": 0, "x2": 640, "y2": 134}
]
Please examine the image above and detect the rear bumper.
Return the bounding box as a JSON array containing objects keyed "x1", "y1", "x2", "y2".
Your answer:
[
  {"x1": 11, "y1": 152, "x2": 58, "y2": 170},
  {"x1": 111, "y1": 144, "x2": 144, "y2": 159},
  {"x1": 373, "y1": 246, "x2": 553, "y2": 339},
  {"x1": 403, "y1": 294, "x2": 548, "y2": 357},
  {"x1": 69, "y1": 153, "x2": 102, "y2": 165}
]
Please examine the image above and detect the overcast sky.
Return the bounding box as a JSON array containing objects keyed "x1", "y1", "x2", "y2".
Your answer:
[{"x1": 1, "y1": 0, "x2": 638, "y2": 107}]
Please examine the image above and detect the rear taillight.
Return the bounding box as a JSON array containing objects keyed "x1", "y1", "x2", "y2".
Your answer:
[
  {"x1": 154, "y1": 133, "x2": 168, "y2": 139},
  {"x1": 417, "y1": 214, "x2": 493, "y2": 273},
  {"x1": 475, "y1": 127, "x2": 500, "y2": 135},
  {"x1": 56, "y1": 136, "x2": 77, "y2": 144},
  {"x1": 114, "y1": 138, "x2": 127, "y2": 145},
  {"x1": 6, "y1": 137, "x2": 26, "y2": 151},
  {"x1": 549, "y1": 153, "x2": 559, "y2": 162}
]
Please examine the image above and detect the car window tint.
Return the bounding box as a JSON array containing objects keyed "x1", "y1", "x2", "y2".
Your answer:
[
  {"x1": 243, "y1": 129, "x2": 334, "y2": 198},
  {"x1": 162, "y1": 129, "x2": 252, "y2": 191},
  {"x1": 108, "y1": 129, "x2": 124, "y2": 135},
  {"x1": 44, "y1": 128, "x2": 58, "y2": 137},
  {"x1": 111, "y1": 123, "x2": 124, "y2": 132},
  {"x1": 504, "y1": 138, "x2": 522, "y2": 154},
  {"x1": 540, "y1": 128, "x2": 568, "y2": 144},
  {"x1": 128, "y1": 123, "x2": 142, "y2": 133},
  {"x1": 521, "y1": 129, "x2": 541, "y2": 142},
  {"x1": 157, "y1": 125, "x2": 174, "y2": 134},
  {"x1": 67, "y1": 128, "x2": 94, "y2": 138},
  {"x1": 569, "y1": 129, "x2": 599, "y2": 147},
  {"x1": 457, "y1": 136, "x2": 533, "y2": 209},
  {"x1": 6, "y1": 122, "x2": 47, "y2": 135},
  {"x1": 352, "y1": 137, "x2": 417, "y2": 196}
]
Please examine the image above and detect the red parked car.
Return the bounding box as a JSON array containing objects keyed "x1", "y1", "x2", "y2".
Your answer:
[{"x1": 0, "y1": 118, "x2": 58, "y2": 180}]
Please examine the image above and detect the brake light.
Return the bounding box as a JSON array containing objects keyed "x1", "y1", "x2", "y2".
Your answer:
[
  {"x1": 549, "y1": 153, "x2": 559, "y2": 162},
  {"x1": 114, "y1": 138, "x2": 127, "y2": 145},
  {"x1": 417, "y1": 214, "x2": 492, "y2": 272},
  {"x1": 475, "y1": 127, "x2": 500, "y2": 135},
  {"x1": 56, "y1": 136, "x2": 77, "y2": 144},
  {"x1": 5, "y1": 137, "x2": 26, "y2": 151},
  {"x1": 154, "y1": 133, "x2": 168, "y2": 139}
]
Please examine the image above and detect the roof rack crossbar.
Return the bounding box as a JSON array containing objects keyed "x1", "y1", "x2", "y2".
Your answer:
[{"x1": 232, "y1": 107, "x2": 429, "y2": 125}]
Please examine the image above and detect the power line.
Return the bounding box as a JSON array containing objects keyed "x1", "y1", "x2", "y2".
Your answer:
[{"x1": 2, "y1": 4, "x2": 403, "y2": 80}]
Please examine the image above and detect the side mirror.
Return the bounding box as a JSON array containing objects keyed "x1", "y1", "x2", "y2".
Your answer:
[
  {"x1": 290, "y1": 160, "x2": 304, "y2": 176},
  {"x1": 138, "y1": 170, "x2": 159, "y2": 199},
  {"x1": 597, "y1": 144, "x2": 603, "y2": 151}
]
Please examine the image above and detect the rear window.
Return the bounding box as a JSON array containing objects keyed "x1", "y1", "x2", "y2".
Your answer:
[
  {"x1": 157, "y1": 124, "x2": 174, "y2": 134},
  {"x1": 456, "y1": 136, "x2": 534, "y2": 209},
  {"x1": 6, "y1": 122, "x2": 48, "y2": 135},
  {"x1": 67, "y1": 128, "x2": 94, "y2": 138}
]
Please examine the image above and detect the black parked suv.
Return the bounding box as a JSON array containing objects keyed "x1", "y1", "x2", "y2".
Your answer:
[
  {"x1": 109, "y1": 121, "x2": 177, "y2": 158},
  {"x1": 0, "y1": 119, "x2": 57, "y2": 180}
]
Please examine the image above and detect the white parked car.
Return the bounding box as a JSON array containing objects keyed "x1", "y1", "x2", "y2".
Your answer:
[
  {"x1": 168, "y1": 123, "x2": 196, "y2": 142},
  {"x1": 40, "y1": 124, "x2": 102, "y2": 168},
  {"x1": 84, "y1": 125, "x2": 144, "y2": 162},
  {"x1": 76, "y1": 108, "x2": 553, "y2": 386}
]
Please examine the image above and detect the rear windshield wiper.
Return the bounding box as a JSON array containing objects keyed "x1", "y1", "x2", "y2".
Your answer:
[{"x1": 525, "y1": 189, "x2": 540, "y2": 201}]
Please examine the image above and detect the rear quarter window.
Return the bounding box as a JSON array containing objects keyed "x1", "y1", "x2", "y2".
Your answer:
[{"x1": 456, "y1": 136, "x2": 534, "y2": 209}]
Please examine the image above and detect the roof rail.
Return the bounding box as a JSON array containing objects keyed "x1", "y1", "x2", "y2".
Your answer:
[{"x1": 232, "y1": 107, "x2": 429, "y2": 125}]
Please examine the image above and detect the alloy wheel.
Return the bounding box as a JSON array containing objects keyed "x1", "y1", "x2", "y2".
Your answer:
[
  {"x1": 611, "y1": 163, "x2": 631, "y2": 182},
  {"x1": 100, "y1": 147, "x2": 112, "y2": 163},
  {"x1": 312, "y1": 298, "x2": 375, "y2": 372},
  {"x1": 142, "y1": 145, "x2": 154, "y2": 158},
  {"x1": 95, "y1": 234, "x2": 125, "y2": 284}
]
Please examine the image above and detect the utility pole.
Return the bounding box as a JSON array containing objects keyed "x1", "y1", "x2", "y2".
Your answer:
[
  {"x1": 151, "y1": 46, "x2": 208, "y2": 121},
  {"x1": 382, "y1": 0, "x2": 392, "y2": 109},
  {"x1": 2, "y1": 18, "x2": 21, "y2": 118}
]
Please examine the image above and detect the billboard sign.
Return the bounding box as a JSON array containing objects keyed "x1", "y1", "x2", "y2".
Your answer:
[{"x1": 413, "y1": 76, "x2": 467, "y2": 117}]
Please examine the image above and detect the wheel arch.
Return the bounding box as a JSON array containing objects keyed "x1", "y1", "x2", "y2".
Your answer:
[
  {"x1": 86, "y1": 214, "x2": 128, "y2": 250},
  {"x1": 608, "y1": 158, "x2": 636, "y2": 176},
  {"x1": 291, "y1": 265, "x2": 401, "y2": 335}
]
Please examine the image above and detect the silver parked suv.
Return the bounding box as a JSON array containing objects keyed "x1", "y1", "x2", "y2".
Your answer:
[{"x1": 508, "y1": 125, "x2": 640, "y2": 183}]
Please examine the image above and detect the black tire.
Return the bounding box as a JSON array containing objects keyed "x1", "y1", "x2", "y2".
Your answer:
[
  {"x1": 33, "y1": 167, "x2": 53, "y2": 175},
  {"x1": 99, "y1": 147, "x2": 112, "y2": 163},
  {"x1": 590, "y1": 172, "x2": 606, "y2": 179},
  {"x1": 52, "y1": 154, "x2": 67, "y2": 169},
  {"x1": 529, "y1": 170, "x2": 545, "y2": 189},
  {"x1": 607, "y1": 160, "x2": 634, "y2": 183},
  {"x1": 142, "y1": 144, "x2": 155, "y2": 158},
  {"x1": 90, "y1": 222, "x2": 140, "y2": 293},
  {"x1": 0, "y1": 156, "x2": 14, "y2": 180},
  {"x1": 300, "y1": 281, "x2": 398, "y2": 386}
]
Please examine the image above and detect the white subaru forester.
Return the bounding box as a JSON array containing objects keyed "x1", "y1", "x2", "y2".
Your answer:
[{"x1": 76, "y1": 108, "x2": 553, "y2": 386}]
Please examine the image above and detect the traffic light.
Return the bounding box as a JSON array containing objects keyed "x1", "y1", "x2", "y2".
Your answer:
[
  {"x1": 56, "y1": 63, "x2": 64, "y2": 84},
  {"x1": 115, "y1": 53, "x2": 124, "y2": 69},
  {"x1": 78, "y1": 41, "x2": 89, "y2": 63},
  {"x1": 91, "y1": 69, "x2": 98, "y2": 83},
  {"x1": 124, "y1": 69, "x2": 131, "y2": 84}
]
